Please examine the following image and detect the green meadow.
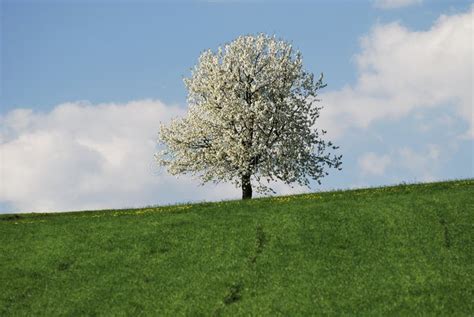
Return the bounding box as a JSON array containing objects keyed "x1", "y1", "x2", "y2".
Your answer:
[{"x1": 1, "y1": 179, "x2": 473, "y2": 316}]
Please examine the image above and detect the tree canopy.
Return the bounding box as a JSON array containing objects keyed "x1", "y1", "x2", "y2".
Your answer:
[{"x1": 156, "y1": 34, "x2": 342, "y2": 199}]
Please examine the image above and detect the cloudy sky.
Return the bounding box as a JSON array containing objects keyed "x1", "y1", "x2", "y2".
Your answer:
[{"x1": 1, "y1": 0, "x2": 472, "y2": 213}]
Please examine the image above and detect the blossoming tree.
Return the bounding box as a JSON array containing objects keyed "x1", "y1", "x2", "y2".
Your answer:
[{"x1": 156, "y1": 34, "x2": 342, "y2": 199}]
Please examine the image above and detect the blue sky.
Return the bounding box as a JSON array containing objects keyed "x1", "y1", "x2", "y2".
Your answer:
[{"x1": 1, "y1": 0, "x2": 473, "y2": 213}]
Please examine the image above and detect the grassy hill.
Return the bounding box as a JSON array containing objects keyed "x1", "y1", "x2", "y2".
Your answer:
[{"x1": 1, "y1": 179, "x2": 473, "y2": 316}]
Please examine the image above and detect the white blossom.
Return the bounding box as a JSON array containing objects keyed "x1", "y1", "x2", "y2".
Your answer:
[{"x1": 156, "y1": 34, "x2": 342, "y2": 199}]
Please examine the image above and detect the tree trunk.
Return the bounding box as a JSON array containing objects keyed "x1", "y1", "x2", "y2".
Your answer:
[{"x1": 241, "y1": 174, "x2": 252, "y2": 199}]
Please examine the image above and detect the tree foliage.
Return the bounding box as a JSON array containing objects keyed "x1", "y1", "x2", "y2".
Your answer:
[{"x1": 156, "y1": 34, "x2": 342, "y2": 199}]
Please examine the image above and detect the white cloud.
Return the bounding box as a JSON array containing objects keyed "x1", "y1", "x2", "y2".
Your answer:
[
  {"x1": 0, "y1": 100, "x2": 219, "y2": 213},
  {"x1": 373, "y1": 0, "x2": 422, "y2": 9},
  {"x1": 396, "y1": 144, "x2": 442, "y2": 181},
  {"x1": 0, "y1": 99, "x2": 309, "y2": 213},
  {"x1": 358, "y1": 144, "x2": 444, "y2": 182},
  {"x1": 358, "y1": 152, "x2": 391, "y2": 175},
  {"x1": 319, "y1": 6, "x2": 473, "y2": 139}
]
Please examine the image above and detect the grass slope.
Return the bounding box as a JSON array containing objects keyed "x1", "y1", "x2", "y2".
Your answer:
[{"x1": 1, "y1": 180, "x2": 473, "y2": 316}]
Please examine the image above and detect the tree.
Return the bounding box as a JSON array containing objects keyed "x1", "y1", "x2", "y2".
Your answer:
[{"x1": 156, "y1": 34, "x2": 342, "y2": 199}]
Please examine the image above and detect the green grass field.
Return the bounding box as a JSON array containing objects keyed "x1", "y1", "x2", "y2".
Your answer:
[{"x1": 1, "y1": 179, "x2": 473, "y2": 316}]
